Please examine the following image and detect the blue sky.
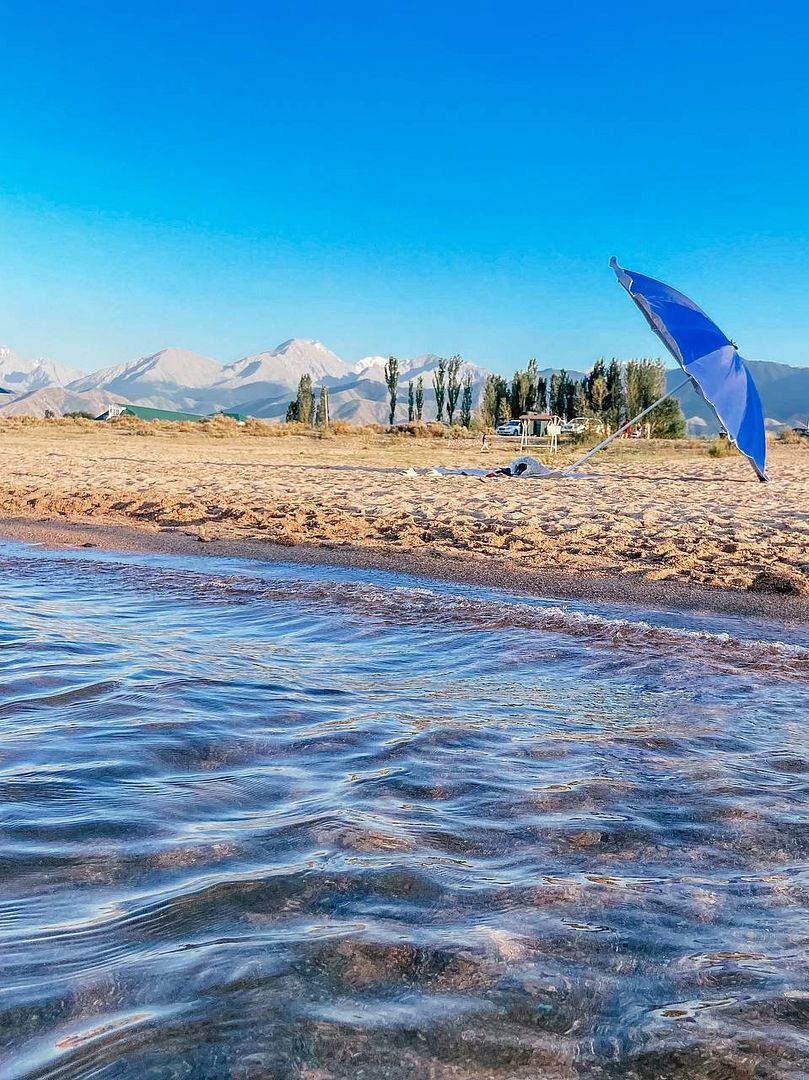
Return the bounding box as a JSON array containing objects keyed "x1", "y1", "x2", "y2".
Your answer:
[{"x1": 1, "y1": 0, "x2": 806, "y2": 373}]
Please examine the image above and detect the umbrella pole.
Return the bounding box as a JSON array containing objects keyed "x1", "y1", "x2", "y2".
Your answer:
[{"x1": 563, "y1": 377, "x2": 691, "y2": 473}]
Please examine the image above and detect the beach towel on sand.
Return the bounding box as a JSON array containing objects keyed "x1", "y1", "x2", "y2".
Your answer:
[{"x1": 406, "y1": 457, "x2": 561, "y2": 479}]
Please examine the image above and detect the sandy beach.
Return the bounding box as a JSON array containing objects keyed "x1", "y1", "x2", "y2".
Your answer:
[{"x1": 1, "y1": 420, "x2": 807, "y2": 609}]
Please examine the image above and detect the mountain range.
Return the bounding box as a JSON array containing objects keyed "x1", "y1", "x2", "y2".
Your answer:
[{"x1": 0, "y1": 340, "x2": 807, "y2": 432}]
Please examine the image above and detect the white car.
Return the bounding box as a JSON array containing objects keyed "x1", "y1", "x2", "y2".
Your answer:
[
  {"x1": 561, "y1": 417, "x2": 588, "y2": 434},
  {"x1": 495, "y1": 420, "x2": 522, "y2": 436}
]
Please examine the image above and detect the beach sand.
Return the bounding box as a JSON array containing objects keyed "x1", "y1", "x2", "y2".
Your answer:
[{"x1": 1, "y1": 421, "x2": 807, "y2": 610}]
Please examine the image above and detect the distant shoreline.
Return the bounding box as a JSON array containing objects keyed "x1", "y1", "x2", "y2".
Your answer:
[{"x1": 2, "y1": 516, "x2": 808, "y2": 625}]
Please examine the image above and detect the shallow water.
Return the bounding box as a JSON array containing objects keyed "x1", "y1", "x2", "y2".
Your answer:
[{"x1": 1, "y1": 539, "x2": 809, "y2": 1079}]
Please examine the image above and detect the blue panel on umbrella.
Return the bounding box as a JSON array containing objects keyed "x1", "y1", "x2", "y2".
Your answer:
[{"x1": 610, "y1": 259, "x2": 769, "y2": 481}]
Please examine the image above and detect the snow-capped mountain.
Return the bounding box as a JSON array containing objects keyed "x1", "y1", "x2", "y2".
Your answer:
[
  {"x1": 2, "y1": 337, "x2": 807, "y2": 427},
  {"x1": 212, "y1": 339, "x2": 347, "y2": 394},
  {"x1": 0, "y1": 347, "x2": 80, "y2": 393},
  {"x1": 68, "y1": 347, "x2": 223, "y2": 410},
  {"x1": 351, "y1": 355, "x2": 388, "y2": 375},
  {"x1": 187, "y1": 339, "x2": 351, "y2": 414}
]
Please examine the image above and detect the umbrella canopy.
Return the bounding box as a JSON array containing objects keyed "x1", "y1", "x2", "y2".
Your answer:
[{"x1": 610, "y1": 258, "x2": 769, "y2": 481}]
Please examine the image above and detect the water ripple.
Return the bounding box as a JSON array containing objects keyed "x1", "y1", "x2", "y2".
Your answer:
[{"x1": 0, "y1": 540, "x2": 808, "y2": 1077}]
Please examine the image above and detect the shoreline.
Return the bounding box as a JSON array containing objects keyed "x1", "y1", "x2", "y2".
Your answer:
[
  {"x1": 1, "y1": 432, "x2": 806, "y2": 601},
  {"x1": 3, "y1": 515, "x2": 809, "y2": 624}
]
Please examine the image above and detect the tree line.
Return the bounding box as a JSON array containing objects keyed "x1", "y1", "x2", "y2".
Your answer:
[
  {"x1": 286, "y1": 355, "x2": 685, "y2": 438},
  {"x1": 480, "y1": 357, "x2": 685, "y2": 438},
  {"x1": 286, "y1": 355, "x2": 476, "y2": 429},
  {"x1": 393, "y1": 354, "x2": 474, "y2": 427}
]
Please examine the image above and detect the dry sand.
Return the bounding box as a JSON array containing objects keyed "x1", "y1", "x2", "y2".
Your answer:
[{"x1": 0, "y1": 421, "x2": 807, "y2": 610}]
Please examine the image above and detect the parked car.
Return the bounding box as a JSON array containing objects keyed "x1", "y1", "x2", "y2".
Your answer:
[
  {"x1": 560, "y1": 416, "x2": 588, "y2": 434},
  {"x1": 495, "y1": 420, "x2": 522, "y2": 436},
  {"x1": 561, "y1": 416, "x2": 606, "y2": 436}
]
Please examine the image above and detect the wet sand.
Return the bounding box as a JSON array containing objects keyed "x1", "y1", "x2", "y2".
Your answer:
[
  {"x1": 0, "y1": 422, "x2": 807, "y2": 613},
  {"x1": 3, "y1": 516, "x2": 809, "y2": 624}
]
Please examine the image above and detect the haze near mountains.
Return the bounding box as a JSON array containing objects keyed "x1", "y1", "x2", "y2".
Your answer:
[{"x1": 0, "y1": 339, "x2": 807, "y2": 431}]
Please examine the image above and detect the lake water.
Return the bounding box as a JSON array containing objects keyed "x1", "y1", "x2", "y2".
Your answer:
[{"x1": 1, "y1": 539, "x2": 808, "y2": 1079}]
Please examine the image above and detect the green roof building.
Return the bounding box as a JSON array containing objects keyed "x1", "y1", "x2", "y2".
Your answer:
[
  {"x1": 97, "y1": 403, "x2": 206, "y2": 422},
  {"x1": 123, "y1": 404, "x2": 206, "y2": 422},
  {"x1": 96, "y1": 404, "x2": 251, "y2": 423}
]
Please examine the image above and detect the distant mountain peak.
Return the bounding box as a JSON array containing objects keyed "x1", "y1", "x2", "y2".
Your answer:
[
  {"x1": 1, "y1": 338, "x2": 806, "y2": 427},
  {"x1": 273, "y1": 337, "x2": 335, "y2": 354},
  {"x1": 68, "y1": 348, "x2": 222, "y2": 397},
  {"x1": 0, "y1": 346, "x2": 80, "y2": 391},
  {"x1": 216, "y1": 339, "x2": 348, "y2": 392}
]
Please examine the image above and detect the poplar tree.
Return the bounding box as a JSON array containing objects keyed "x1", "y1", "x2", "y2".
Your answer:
[
  {"x1": 550, "y1": 370, "x2": 572, "y2": 416},
  {"x1": 510, "y1": 369, "x2": 531, "y2": 418},
  {"x1": 296, "y1": 374, "x2": 314, "y2": 425},
  {"x1": 525, "y1": 358, "x2": 539, "y2": 412},
  {"x1": 570, "y1": 381, "x2": 588, "y2": 418},
  {"x1": 605, "y1": 359, "x2": 625, "y2": 426},
  {"x1": 496, "y1": 395, "x2": 511, "y2": 423},
  {"x1": 384, "y1": 356, "x2": 399, "y2": 426},
  {"x1": 627, "y1": 359, "x2": 685, "y2": 438},
  {"x1": 415, "y1": 375, "x2": 424, "y2": 420},
  {"x1": 494, "y1": 375, "x2": 510, "y2": 423},
  {"x1": 315, "y1": 385, "x2": 329, "y2": 427},
  {"x1": 586, "y1": 358, "x2": 607, "y2": 411},
  {"x1": 563, "y1": 378, "x2": 576, "y2": 419},
  {"x1": 625, "y1": 358, "x2": 665, "y2": 416},
  {"x1": 433, "y1": 357, "x2": 447, "y2": 422},
  {"x1": 407, "y1": 380, "x2": 415, "y2": 422},
  {"x1": 549, "y1": 373, "x2": 561, "y2": 416},
  {"x1": 589, "y1": 374, "x2": 607, "y2": 415},
  {"x1": 650, "y1": 396, "x2": 686, "y2": 438},
  {"x1": 460, "y1": 372, "x2": 473, "y2": 428},
  {"x1": 624, "y1": 360, "x2": 643, "y2": 417},
  {"x1": 558, "y1": 370, "x2": 571, "y2": 417},
  {"x1": 446, "y1": 354, "x2": 462, "y2": 423},
  {"x1": 481, "y1": 374, "x2": 498, "y2": 427}
]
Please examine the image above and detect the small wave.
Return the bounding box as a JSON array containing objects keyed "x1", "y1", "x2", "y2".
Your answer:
[
  {"x1": 3, "y1": 548, "x2": 806, "y2": 679},
  {"x1": 237, "y1": 577, "x2": 809, "y2": 680}
]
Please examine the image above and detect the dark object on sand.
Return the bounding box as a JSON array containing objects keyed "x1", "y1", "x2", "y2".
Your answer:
[{"x1": 748, "y1": 569, "x2": 807, "y2": 596}]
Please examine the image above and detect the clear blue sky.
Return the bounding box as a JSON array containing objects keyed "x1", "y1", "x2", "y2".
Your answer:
[{"x1": 1, "y1": 0, "x2": 806, "y2": 373}]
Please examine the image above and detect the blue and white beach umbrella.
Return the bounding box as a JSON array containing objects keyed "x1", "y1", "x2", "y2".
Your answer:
[{"x1": 610, "y1": 258, "x2": 769, "y2": 481}]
